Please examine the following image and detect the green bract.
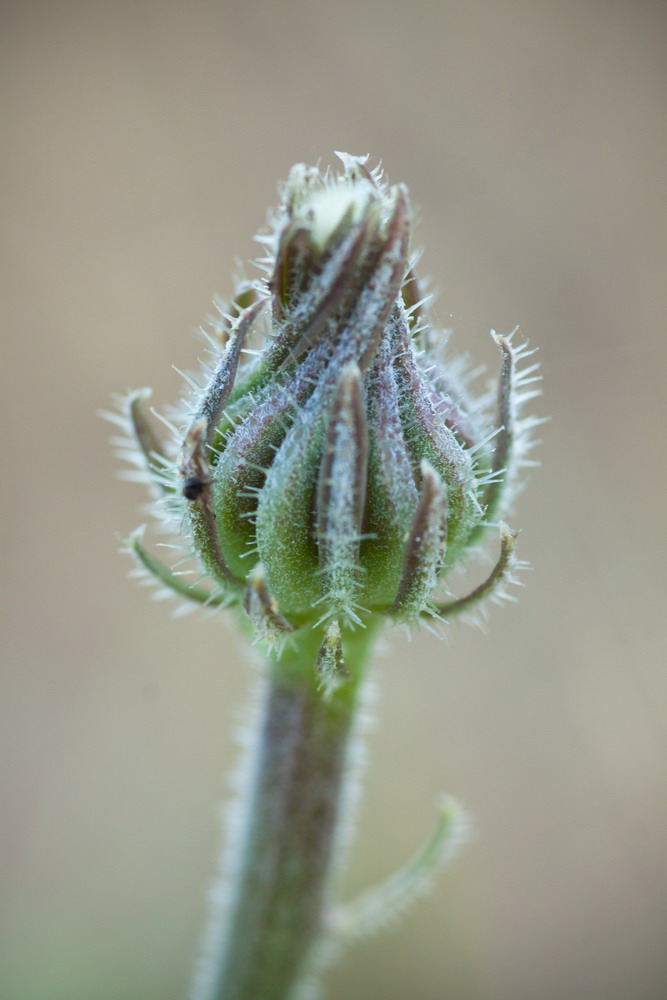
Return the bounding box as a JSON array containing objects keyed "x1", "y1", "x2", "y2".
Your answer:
[{"x1": 111, "y1": 154, "x2": 541, "y2": 643}]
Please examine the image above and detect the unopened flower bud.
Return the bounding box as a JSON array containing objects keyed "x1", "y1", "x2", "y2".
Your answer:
[{"x1": 114, "y1": 154, "x2": 540, "y2": 638}]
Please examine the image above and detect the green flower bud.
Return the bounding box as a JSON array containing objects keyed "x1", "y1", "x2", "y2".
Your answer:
[{"x1": 112, "y1": 154, "x2": 541, "y2": 638}]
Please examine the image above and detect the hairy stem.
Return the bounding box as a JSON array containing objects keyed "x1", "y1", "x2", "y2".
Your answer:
[{"x1": 200, "y1": 623, "x2": 378, "y2": 1000}]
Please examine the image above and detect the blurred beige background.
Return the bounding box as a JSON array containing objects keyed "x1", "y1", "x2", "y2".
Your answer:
[{"x1": 2, "y1": 1, "x2": 666, "y2": 998}]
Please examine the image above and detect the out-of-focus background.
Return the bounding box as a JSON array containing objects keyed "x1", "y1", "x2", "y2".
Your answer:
[{"x1": 2, "y1": 1, "x2": 666, "y2": 998}]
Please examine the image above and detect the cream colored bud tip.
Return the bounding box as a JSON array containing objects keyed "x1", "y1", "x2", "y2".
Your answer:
[{"x1": 303, "y1": 181, "x2": 375, "y2": 251}]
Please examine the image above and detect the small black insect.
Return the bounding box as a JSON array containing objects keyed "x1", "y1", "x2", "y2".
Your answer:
[{"x1": 182, "y1": 475, "x2": 209, "y2": 501}]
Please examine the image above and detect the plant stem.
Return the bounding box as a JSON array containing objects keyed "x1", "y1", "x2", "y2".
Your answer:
[{"x1": 203, "y1": 622, "x2": 379, "y2": 1000}]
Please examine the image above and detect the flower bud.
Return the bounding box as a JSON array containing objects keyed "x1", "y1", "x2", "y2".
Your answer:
[{"x1": 115, "y1": 154, "x2": 539, "y2": 637}]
